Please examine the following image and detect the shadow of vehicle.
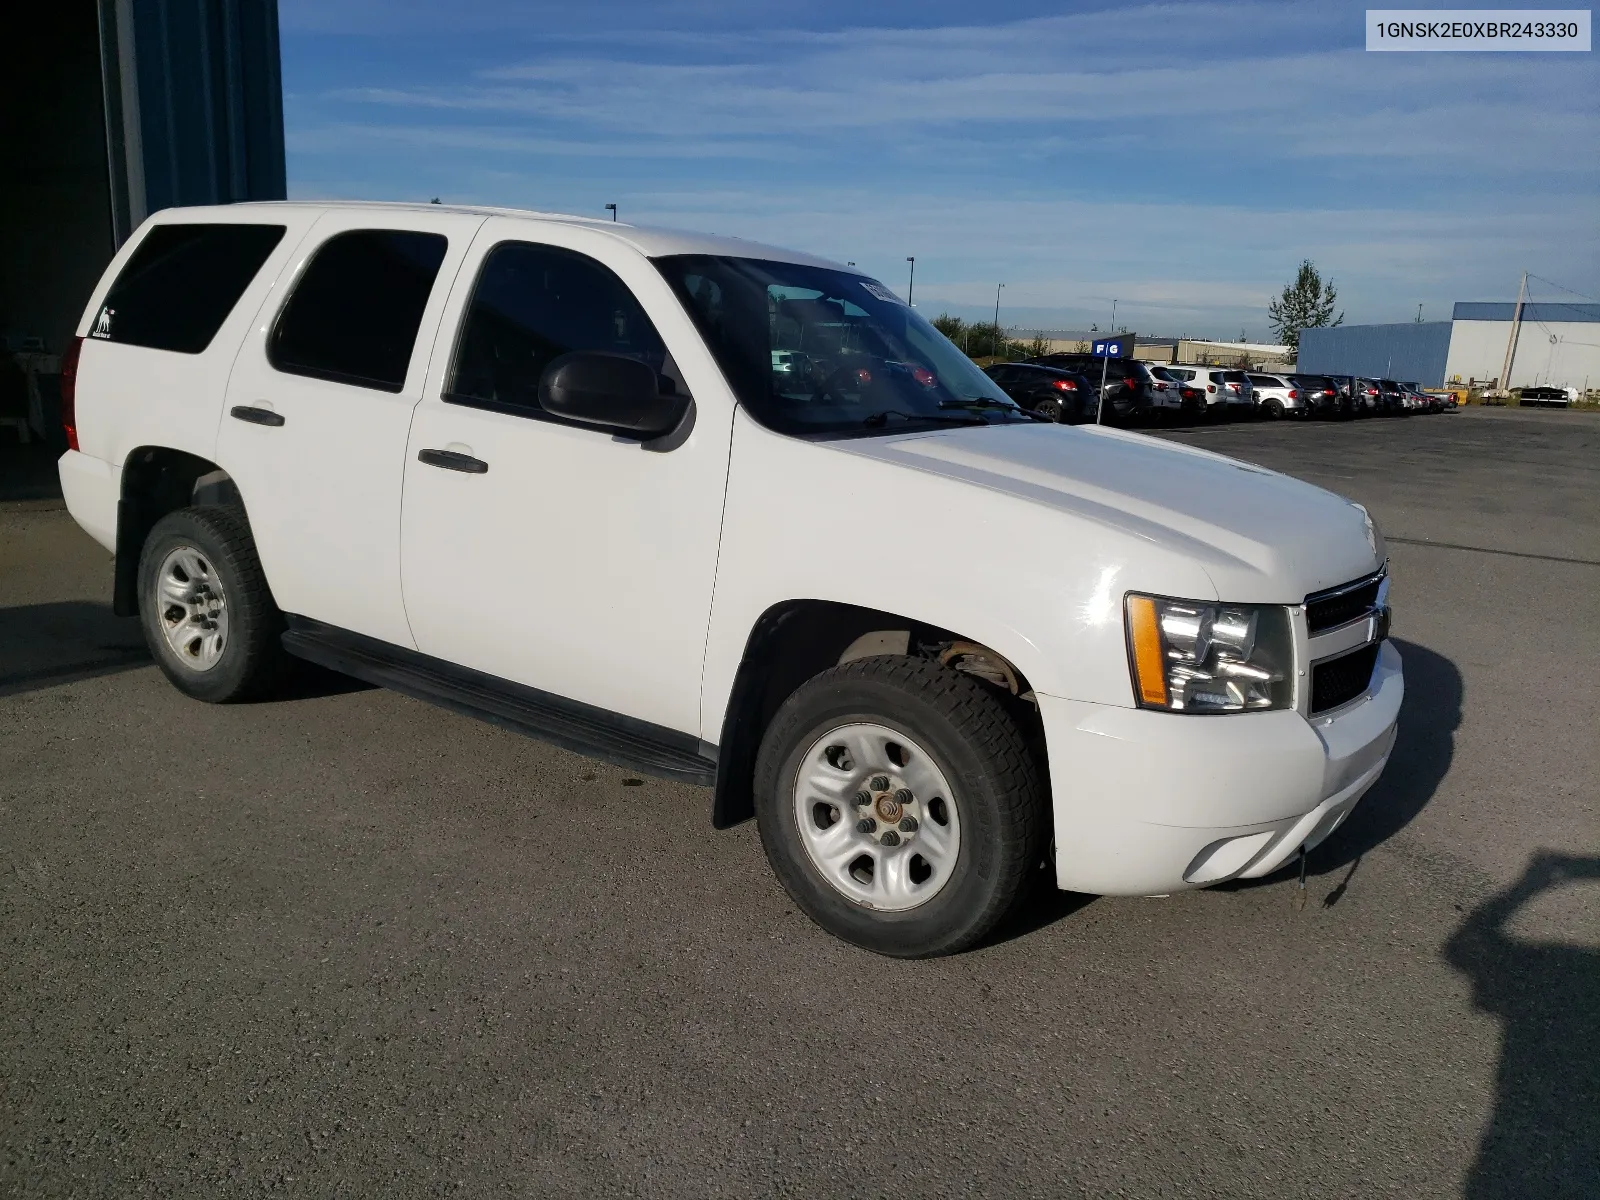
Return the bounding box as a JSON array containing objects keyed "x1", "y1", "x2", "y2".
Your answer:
[
  {"x1": 0, "y1": 600, "x2": 149, "y2": 698},
  {"x1": 0, "y1": 600, "x2": 369, "y2": 701},
  {"x1": 1307, "y1": 637, "x2": 1461, "y2": 877},
  {"x1": 1445, "y1": 852, "x2": 1600, "y2": 1199}
]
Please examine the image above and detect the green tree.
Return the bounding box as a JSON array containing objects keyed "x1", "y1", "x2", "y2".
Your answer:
[
  {"x1": 1026, "y1": 334, "x2": 1052, "y2": 358},
  {"x1": 1268, "y1": 260, "x2": 1343, "y2": 356},
  {"x1": 931, "y1": 313, "x2": 965, "y2": 341}
]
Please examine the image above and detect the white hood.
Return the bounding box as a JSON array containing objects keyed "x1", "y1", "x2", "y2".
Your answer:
[{"x1": 831, "y1": 422, "x2": 1384, "y2": 601}]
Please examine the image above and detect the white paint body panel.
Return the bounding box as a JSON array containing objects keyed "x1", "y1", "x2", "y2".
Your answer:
[
  {"x1": 59, "y1": 200, "x2": 1404, "y2": 900},
  {"x1": 398, "y1": 217, "x2": 733, "y2": 734},
  {"x1": 217, "y1": 209, "x2": 485, "y2": 647},
  {"x1": 57, "y1": 449, "x2": 120, "y2": 552}
]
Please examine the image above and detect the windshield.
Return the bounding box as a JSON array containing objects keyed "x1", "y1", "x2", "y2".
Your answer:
[{"x1": 653, "y1": 255, "x2": 1026, "y2": 435}]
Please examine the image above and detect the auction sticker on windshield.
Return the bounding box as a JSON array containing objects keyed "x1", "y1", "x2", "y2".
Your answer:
[{"x1": 858, "y1": 280, "x2": 906, "y2": 305}]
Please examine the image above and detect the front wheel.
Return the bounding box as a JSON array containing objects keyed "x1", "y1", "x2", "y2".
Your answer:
[
  {"x1": 754, "y1": 657, "x2": 1048, "y2": 957},
  {"x1": 137, "y1": 506, "x2": 290, "y2": 703}
]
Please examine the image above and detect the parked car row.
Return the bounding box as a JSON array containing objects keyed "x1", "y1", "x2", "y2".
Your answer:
[{"x1": 981, "y1": 359, "x2": 1459, "y2": 425}]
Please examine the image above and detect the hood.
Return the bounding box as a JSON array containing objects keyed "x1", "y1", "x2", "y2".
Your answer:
[{"x1": 830, "y1": 422, "x2": 1383, "y2": 600}]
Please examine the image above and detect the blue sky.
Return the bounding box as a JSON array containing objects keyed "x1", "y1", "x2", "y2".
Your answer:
[{"x1": 279, "y1": 0, "x2": 1598, "y2": 339}]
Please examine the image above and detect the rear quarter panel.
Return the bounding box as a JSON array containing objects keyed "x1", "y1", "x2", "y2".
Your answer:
[{"x1": 71, "y1": 207, "x2": 323, "y2": 475}]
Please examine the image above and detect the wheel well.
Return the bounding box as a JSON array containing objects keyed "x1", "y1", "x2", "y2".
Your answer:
[
  {"x1": 112, "y1": 447, "x2": 241, "y2": 616},
  {"x1": 711, "y1": 600, "x2": 1044, "y2": 828}
]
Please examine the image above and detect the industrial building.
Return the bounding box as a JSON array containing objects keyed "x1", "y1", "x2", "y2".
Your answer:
[
  {"x1": 1299, "y1": 302, "x2": 1600, "y2": 392},
  {"x1": 1, "y1": 1, "x2": 286, "y2": 447},
  {"x1": 1007, "y1": 331, "x2": 1293, "y2": 368}
]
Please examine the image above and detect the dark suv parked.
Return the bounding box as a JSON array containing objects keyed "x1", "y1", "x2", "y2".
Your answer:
[
  {"x1": 1287, "y1": 374, "x2": 1347, "y2": 418},
  {"x1": 982, "y1": 362, "x2": 1094, "y2": 423},
  {"x1": 1377, "y1": 379, "x2": 1410, "y2": 415},
  {"x1": 1028, "y1": 354, "x2": 1156, "y2": 421}
]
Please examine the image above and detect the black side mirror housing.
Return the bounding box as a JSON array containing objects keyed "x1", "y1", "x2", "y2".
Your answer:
[{"x1": 538, "y1": 352, "x2": 688, "y2": 438}]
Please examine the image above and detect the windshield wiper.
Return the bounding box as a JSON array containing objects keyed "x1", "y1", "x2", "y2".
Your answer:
[
  {"x1": 938, "y1": 398, "x2": 1038, "y2": 419},
  {"x1": 862, "y1": 409, "x2": 986, "y2": 428}
]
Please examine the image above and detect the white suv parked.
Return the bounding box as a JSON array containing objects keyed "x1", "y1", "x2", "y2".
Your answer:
[
  {"x1": 1246, "y1": 373, "x2": 1307, "y2": 419},
  {"x1": 58, "y1": 202, "x2": 1402, "y2": 957}
]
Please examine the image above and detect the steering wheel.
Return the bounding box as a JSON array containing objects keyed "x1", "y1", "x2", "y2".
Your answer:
[{"x1": 811, "y1": 363, "x2": 871, "y2": 405}]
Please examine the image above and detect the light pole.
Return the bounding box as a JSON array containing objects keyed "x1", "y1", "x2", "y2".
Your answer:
[
  {"x1": 1096, "y1": 299, "x2": 1118, "y2": 425},
  {"x1": 993, "y1": 283, "x2": 1004, "y2": 358},
  {"x1": 906, "y1": 257, "x2": 916, "y2": 305},
  {"x1": 604, "y1": 203, "x2": 617, "y2": 221}
]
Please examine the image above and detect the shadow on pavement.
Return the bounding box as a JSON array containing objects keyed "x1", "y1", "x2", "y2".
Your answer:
[
  {"x1": 1445, "y1": 852, "x2": 1600, "y2": 1199},
  {"x1": 1309, "y1": 637, "x2": 1461, "y2": 877},
  {"x1": 0, "y1": 600, "x2": 371, "y2": 701},
  {"x1": 0, "y1": 600, "x2": 149, "y2": 697}
]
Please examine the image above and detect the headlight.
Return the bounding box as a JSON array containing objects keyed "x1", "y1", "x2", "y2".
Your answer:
[{"x1": 1125, "y1": 594, "x2": 1294, "y2": 712}]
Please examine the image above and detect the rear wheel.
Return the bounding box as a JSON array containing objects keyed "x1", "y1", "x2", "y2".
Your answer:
[
  {"x1": 137, "y1": 506, "x2": 290, "y2": 703},
  {"x1": 1262, "y1": 398, "x2": 1285, "y2": 419},
  {"x1": 1033, "y1": 398, "x2": 1063, "y2": 422},
  {"x1": 754, "y1": 656, "x2": 1048, "y2": 957}
]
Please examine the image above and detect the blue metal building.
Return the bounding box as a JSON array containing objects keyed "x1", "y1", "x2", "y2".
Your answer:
[
  {"x1": 1297, "y1": 321, "x2": 1454, "y2": 385},
  {"x1": 2, "y1": 0, "x2": 286, "y2": 360}
]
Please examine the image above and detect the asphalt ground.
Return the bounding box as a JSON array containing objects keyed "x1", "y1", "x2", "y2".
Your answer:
[{"x1": 2, "y1": 407, "x2": 1596, "y2": 1198}]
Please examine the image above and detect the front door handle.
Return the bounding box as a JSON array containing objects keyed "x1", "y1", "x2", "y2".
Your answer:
[
  {"x1": 230, "y1": 405, "x2": 284, "y2": 427},
  {"x1": 417, "y1": 448, "x2": 488, "y2": 474}
]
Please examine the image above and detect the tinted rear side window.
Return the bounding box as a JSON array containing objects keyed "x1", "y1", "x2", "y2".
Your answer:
[
  {"x1": 270, "y1": 229, "x2": 448, "y2": 392},
  {"x1": 94, "y1": 223, "x2": 285, "y2": 354}
]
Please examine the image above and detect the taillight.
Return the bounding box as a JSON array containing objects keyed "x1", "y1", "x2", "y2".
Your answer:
[
  {"x1": 1207, "y1": 384, "x2": 1217, "y2": 393},
  {"x1": 911, "y1": 365, "x2": 936, "y2": 387},
  {"x1": 855, "y1": 368, "x2": 873, "y2": 385},
  {"x1": 60, "y1": 336, "x2": 83, "y2": 451},
  {"x1": 1051, "y1": 378, "x2": 1077, "y2": 391},
  {"x1": 1288, "y1": 389, "x2": 1299, "y2": 400}
]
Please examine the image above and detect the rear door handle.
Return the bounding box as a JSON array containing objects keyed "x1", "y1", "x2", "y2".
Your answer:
[
  {"x1": 417, "y1": 448, "x2": 488, "y2": 474},
  {"x1": 230, "y1": 405, "x2": 285, "y2": 427}
]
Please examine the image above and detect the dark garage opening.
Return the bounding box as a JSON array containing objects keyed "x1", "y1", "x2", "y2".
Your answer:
[{"x1": 0, "y1": 0, "x2": 286, "y2": 499}]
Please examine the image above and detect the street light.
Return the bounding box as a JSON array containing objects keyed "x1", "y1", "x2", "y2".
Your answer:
[
  {"x1": 994, "y1": 283, "x2": 1004, "y2": 358},
  {"x1": 604, "y1": 203, "x2": 617, "y2": 221},
  {"x1": 906, "y1": 256, "x2": 916, "y2": 306}
]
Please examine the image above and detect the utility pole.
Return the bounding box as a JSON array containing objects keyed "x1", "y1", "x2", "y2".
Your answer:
[
  {"x1": 1096, "y1": 300, "x2": 1118, "y2": 424},
  {"x1": 1497, "y1": 272, "x2": 1526, "y2": 395},
  {"x1": 993, "y1": 283, "x2": 1004, "y2": 358},
  {"x1": 1416, "y1": 303, "x2": 1423, "y2": 323},
  {"x1": 605, "y1": 203, "x2": 617, "y2": 221},
  {"x1": 906, "y1": 257, "x2": 916, "y2": 306}
]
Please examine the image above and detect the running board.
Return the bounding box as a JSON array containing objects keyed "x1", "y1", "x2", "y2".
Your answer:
[{"x1": 280, "y1": 617, "x2": 718, "y2": 787}]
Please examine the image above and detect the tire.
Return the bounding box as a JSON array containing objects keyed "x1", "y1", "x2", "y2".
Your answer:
[
  {"x1": 754, "y1": 656, "x2": 1048, "y2": 957},
  {"x1": 1034, "y1": 398, "x2": 1063, "y2": 423},
  {"x1": 137, "y1": 506, "x2": 290, "y2": 703},
  {"x1": 1262, "y1": 398, "x2": 1285, "y2": 419}
]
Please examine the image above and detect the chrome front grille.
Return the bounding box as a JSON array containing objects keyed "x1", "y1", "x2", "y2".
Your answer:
[{"x1": 1303, "y1": 565, "x2": 1390, "y2": 715}]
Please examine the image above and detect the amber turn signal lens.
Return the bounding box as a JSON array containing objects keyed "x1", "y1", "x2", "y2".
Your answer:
[{"x1": 1126, "y1": 595, "x2": 1169, "y2": 707}]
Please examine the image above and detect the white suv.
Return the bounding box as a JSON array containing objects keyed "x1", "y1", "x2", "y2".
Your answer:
[
  {"x1": 1246, "y1": 373, "x2": 1307, "y2": 419},
  {"x1": 1162, "y1": 366, "x2": 1256, "y2": 415},
  {"x1": 58, "y1": 203, "x2": 1402, "y2": 957}
]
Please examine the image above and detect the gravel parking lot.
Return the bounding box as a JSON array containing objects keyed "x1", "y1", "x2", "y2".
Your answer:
[{"x1": 2, "y1": 407, "x2": 1596, "y2": 1198}]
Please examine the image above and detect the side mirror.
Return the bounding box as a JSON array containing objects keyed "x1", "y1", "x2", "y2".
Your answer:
[{"x1": 538, "y1": 351, "x2": 688, "y2": 438}]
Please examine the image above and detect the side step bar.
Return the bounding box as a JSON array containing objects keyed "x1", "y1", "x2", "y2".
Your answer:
[{"x1": 281, "y1": 617, "x2": 718, "y2": 787}]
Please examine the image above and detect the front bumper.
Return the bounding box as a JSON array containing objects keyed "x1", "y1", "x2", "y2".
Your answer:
[{"x1": 1038, "y1": 640, "x2": 1402, "y2": 895}]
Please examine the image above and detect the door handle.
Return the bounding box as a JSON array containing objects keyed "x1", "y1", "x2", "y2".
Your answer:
[
  {"x1": 417, "y1": 448, "x2": 488, "y2": 474},
  {"x1": 230, "y1": 405, "x2": 285, "y2": 427}
]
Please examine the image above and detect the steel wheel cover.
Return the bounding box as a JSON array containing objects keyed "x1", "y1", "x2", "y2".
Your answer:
[
  {"x1": 155, "y1": 545, "x2": 229, "y2": 671},
  {"x1": 792, "y1": 722, "x2": 962, "y2": 911}
]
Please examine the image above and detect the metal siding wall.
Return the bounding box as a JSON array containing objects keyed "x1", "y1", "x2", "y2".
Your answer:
[
  {"x1": 1297, "y1": 323, "x2": 1453, "y2": 386},
  {"x1": 104, "y1": 0, "x2": 285, "y2": 239},
  {"x1": 1445, "y1": 321, "x2": 1600, "y2": 390}
]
